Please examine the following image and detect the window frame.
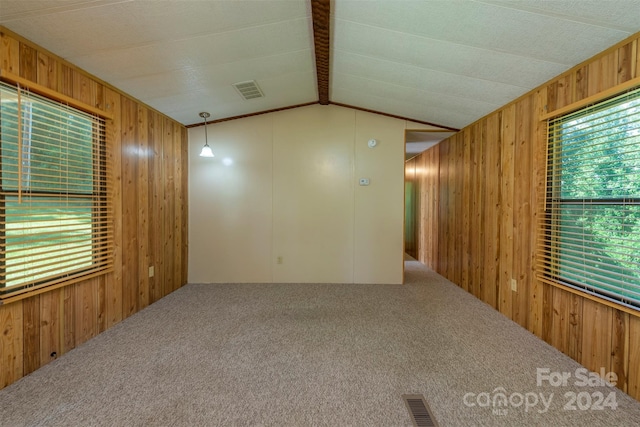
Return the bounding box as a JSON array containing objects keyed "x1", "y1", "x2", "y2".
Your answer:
[
  {"x1": 540, "y1": 86, "x2": 640, "y2": 313},
  {"x1": 0, "y1": 79, "x2": 113, "y2": 303}
]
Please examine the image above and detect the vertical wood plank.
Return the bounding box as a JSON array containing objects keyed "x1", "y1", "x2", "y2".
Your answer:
[
  {"x1": 180, "y1": 124, "x2": 188, "y2": 287},
  {"x1": 94, "y1": 81, "x2": 105, "y2": 111},
  {"x1": 574, "y1": 66, "x2": 589, "y2": 103},
  {"x1": 58, "y1": 64, "x2": 74, "y2": 97},
  {"x1": 617, "y1": 42, "x2": 634, "y2": 84},
  {"x1": 567, "y1": 293, "x2": 583, "y2": 362},
  {"x1": 411, "y1": 157, "x2": 419, "y2": 258},
  {"x1": 634, "y1": 39, "x2": 640, "y2": 79},
  {"x1": 74, "y1": 279, "x2": 98, "y2": 347},
  {"x1": 72, "y1": 72, "x2": 94, "y2": 106},
  {"x1": 541, "y1": 283, "x2": 554, "y2": 344},
  {"x1": 421, "y1": 154, "x2": 430, "y2": 263},
  {"x1": 449, "y1": 135, "x2": 457, "y2": 280},
  {"x1": 105, "y1": 89, "x2": 123, "y2": 328},
  {"x1": 414, "y1": 156, "x2": 420, "y2": 260},
  {"x1": 499, "y1": 104, "x2": 515, "y2": 318},
  {"x1": 473, "y1": 122, "x2": 486, "y2": 300},
  {"x1": 437, "y1": 140, "x2": 449, "y2": 277},
  {"x1": 137, "y1": 105, "x2": 150, "y2": 310},
  {"x1": 512, "y1": 96, "x2": 533, "y2": 328},
  {"x1": 468, "y1": 126, "x2": 480, "y2": 296},
  {"x1": 415, "y1": 154, "x2": 424, "y2": 262},
  {"x1": 18, "y1": 43, "x2": 37, "y2": 81},
  {"x1": 439, "y1": 142, "x2": 449, "y2": 275},
  {"x1": 628, "y1": 315, "x2": 640, "y2": 401},
  {"x1": 173, "y1": 121, "x2": 184, "y2": 290},
  {"x1": 163, "y1": 117, "x2": 176, "y2": 294},
  {"x1": 156, "y1": 117, "x2": 167, "y2": 297},
  {"x1": 529, "y1": 87, "x2": 547, "y2": 336},
  {"x1": 415, "y1": 155, "x2": 423, "y2": 262},
  {"x1": 611, "y1": 310, "x2": 629, "y2": 393},
  {"x1": 0, "y1": 303, "x2": 23, "y2": 387},
  {"x1": 422, "y1": 152, "x2": 431, "y2": 264},
  {"x1": 422, "y1": 150, "x2": 429, "y2": 266},
  {"x1": 548, "y1": 287, "x2": 583, "y2": 361},
  {"x1": 433, "y1": 145, "x2": 440, "y2": 269},
  {"x1": 460, "y1": 130, "x2": 471, "y2": 292},
  {"x1": 172, "y1": 122, "x2": 185, "y2": 289},
  {"x1": 415, "y1": 156, "x2": 424, "y2": 261},
  {"x1": 122, "y1": 98, "x2": 139, "y2": 317},
  {"x1": 36, "y1": 52, "x2": 58, "y2": 91},
  {"x1": 483, "y1": 113, "x2": 501, "y2": 307},
  {"x1": 39, "y1": 289, "x2": 63, "y2": 364},
  {"x1": 148, "y1": 110, "x2": 163, "y2": 303},
  {"x1": 453, "y1": 133, "x2": 464, "y2": 288},
  {"x1": 581, "y1": 299, "x2": 613, "y2": 374},
  {"x1": 543, "y1": 287, "x2": 558, "y2": 347},
  {"x1": 97, "y1": 275, "x2": 106, "y2": 334},
  {"x1": 0, "y1": 32, "x2": 20, "y2": 74},
  {"x1": 554, "y1": 74, "x2": 573, "y2": 110},
  {"x1": 22, "y1": 296, "x2": 41, "y2": 375},
  {"x1": 63, "y1": 285, "x2": 76, "y2": 353},
  {"x1": 546, "y1": 81, "x2": 558, "y2": 113},
  {"x1": 424, "y1": 145, "x2": 439, "y2": 269},
  {"x1": 587, "y1": 50, "x2": 618, "y2": 97},
  {"x1": 446, "y1": 137, "x2": 457, "y2": 282}
]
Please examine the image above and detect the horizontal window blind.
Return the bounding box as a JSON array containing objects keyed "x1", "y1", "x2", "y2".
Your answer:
[
  {"x1": 538, "y1": 87, "x2": 640, "y2": 310},
  {"x1": 0, "y1": 82, "x2": 113, "y2": 298}
]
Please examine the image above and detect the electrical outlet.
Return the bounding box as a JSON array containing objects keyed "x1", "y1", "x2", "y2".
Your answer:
[
  {"x1": 277, "y1": 256, "x2": 283, "y2": 265},
  {"x1": 149, "y1": 266, "x2": 155, "y2": 278},
  {"x1": 510, "y1": 279, "x2": 517, "y2": 292}
]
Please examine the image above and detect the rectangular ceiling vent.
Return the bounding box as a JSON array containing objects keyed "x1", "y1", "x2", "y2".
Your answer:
[{"x1": 232, "y1": 80, "x2": 264, "y2": 100}]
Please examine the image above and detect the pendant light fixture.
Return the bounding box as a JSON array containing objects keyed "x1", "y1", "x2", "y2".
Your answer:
[{"x1": 198, "y1": 112, "x2": 214, "y2": 157}]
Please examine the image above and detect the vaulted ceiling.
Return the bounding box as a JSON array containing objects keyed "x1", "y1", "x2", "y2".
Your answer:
[{"x1": 1, "y1": 0, "x2": 639, "y2": 130}]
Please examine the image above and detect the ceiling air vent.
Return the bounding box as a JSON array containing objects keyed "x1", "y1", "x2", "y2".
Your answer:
[{"x1": 232, "y1": 80, "x2": 264, "y2": 100}]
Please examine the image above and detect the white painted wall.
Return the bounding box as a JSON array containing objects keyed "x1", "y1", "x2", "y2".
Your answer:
[{"x1": 188, "y1": 104, "x2": 416, "y2": 284}]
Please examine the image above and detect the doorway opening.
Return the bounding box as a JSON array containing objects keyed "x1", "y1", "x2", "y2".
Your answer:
[{"x1": 404, "y1": 130, "x2": 455, "y2": 276}]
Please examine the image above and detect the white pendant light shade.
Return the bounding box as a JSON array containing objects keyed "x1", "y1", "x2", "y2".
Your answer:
[
  {"x1": 198, "y1": 112, "x2": 214, "y2": 158},
  {"x1": 199, "y1": 144, "x2": 214, "y2": 157}
]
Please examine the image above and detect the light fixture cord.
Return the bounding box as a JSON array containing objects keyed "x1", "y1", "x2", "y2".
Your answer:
[{"x1": 203, "y1": 115, "x2": 209, "y2": 146}]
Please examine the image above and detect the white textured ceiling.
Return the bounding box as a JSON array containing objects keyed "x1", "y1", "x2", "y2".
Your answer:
[{"x1": 1, "y1": 0, "x2": 639, "y2": 129}]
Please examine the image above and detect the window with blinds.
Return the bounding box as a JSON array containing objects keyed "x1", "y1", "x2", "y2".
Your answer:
[
  {"x1": 539, "y1": 87, "x2": 640, "y2": 311},
  {"x1": 0, "y1": 82, "x2": 113, "y2": 299}
]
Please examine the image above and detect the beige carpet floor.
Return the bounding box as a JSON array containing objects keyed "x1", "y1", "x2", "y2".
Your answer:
[{"x1": 1, "y1": 259, "x2": 640, "y2": 426}]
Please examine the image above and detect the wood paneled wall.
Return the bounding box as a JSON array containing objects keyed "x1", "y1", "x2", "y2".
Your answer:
[
  {"x1": 0, "y1": 28, "x2": 188, "y2": 389},
  {"x1": 407, "y1": 32, "x2": 640, "y2": 401}
]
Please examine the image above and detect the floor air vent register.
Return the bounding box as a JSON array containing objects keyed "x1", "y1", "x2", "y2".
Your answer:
[{"x1": 402, "y1": 394, "x2": 439, "y2": 427}]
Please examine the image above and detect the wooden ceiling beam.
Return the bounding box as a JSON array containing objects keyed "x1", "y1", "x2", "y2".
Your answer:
[
  {"x1": 330, "y1": 102, "x2": 460, "y2": 132},
  {"x1": 184, "y1": 102, "x2": 319, "y2": 127},
  {"x1": 186, "y1": 101, "x2": 461, "y2": 132},
  {"x1": 311, "y1": 0, "x2": 330, "y2": 105}
]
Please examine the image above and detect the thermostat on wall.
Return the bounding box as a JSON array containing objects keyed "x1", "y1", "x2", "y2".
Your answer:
[{"x1": 359, "y1": 178, "x2": 370, "y2": 186}]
